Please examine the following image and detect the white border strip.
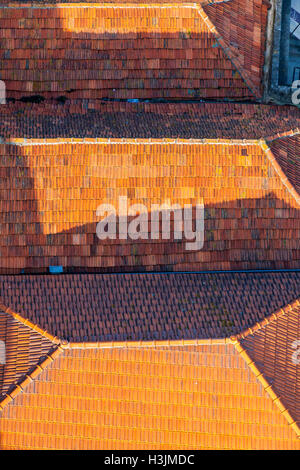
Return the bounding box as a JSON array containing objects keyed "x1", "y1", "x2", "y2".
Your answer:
[
  {"x1": 0, "y1": 1, "x2": 231, "y2": 9},
  {"x1": 4, "y1": 139, "x2": 259, "y2": 146}
]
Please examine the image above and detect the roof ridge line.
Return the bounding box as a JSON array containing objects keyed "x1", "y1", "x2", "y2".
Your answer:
[
  {"x1": 232, "y1": 298, "x2": 300, "y2": 341},
  {"x1": 0, "y1": 302, "x2": 61, "y2": 345},
  {"x1": 195, "y1": 4, "x2": 261, "y2": 101},
  {"x1": 0, "y1": 345, "x2": 64, "y2": 411},
  {"x1": 0, "y1": 2, "x2": 231, "y2": 9},
  {"x1": 3, "y1": 137, "x2": 260, "y2": 146},
  {"x1": 259, "y1": 138, "x2": 300, "y2": 204},
  {"x1": 233, "y1": 339, "x2": 300, "y2": 439},
  {"x1": 62, "y1": 337, "x2": 231, "y2": 349},
  {"x1": 265, "y1": 128, "x2": 300, "y2": 142}
]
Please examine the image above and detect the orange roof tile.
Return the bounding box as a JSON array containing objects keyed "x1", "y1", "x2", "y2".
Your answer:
[
  {"x1": 0, "y1": 271, "x2": 299, "y2": 449},
  {"x1": 0, "y1": 0, "x2": 298, "y2": 453},
  {"x1": 0, "y1": 2, "x2": 264, "y2": 101},
  {"x1": 0, "y1": 138, "x2": 298, "y2": 273},
  {"x1": 1, "y1": 341, "x2": 299, "y2": 449}
]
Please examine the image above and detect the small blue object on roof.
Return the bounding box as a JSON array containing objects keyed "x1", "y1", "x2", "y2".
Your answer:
[{"x1": 49, "y1": 266, "x2": 63, "y2": 274}]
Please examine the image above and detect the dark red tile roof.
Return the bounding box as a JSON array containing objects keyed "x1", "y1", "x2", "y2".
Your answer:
[
  {"x1": 0, "y1": 272, "x2": 299, "y2": 342},
  {"x1": 0, "y1": 102, "x2": 300, "y2": 139},
  {"x1": 203, "y1": 0, "x2": 269, "y2": 98},
  {"x1": 0, "y1": 310, "x2": 55, "y2": 397},
  {"x1": 240, "y1": 301, "x2": 300, "y2": 428},
  {"x1": 268, "y1": 134, "x2": 300, "y2": 195}
]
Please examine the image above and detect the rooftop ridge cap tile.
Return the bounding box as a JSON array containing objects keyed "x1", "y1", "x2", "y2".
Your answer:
[
  {"x1": 0, "y1": 2, "x2": 230, "y2": 9},
  {"x1": 64, "y1": 337, "x2": 231, "y2": 349},
  {"x1": 195, "y1": 4, "x2": 261, "y2": 100},
  {"x1": 233, "y1": 339, "x2": 300, "y2": 439},
  {"x1": 0, "y1": 302, "x2": 61, "y2": 345},
  {"x1": 0, "y1": 345, "x2": 64, "y2": 411},
  {"x1": 259, "y1": 139, "x2": 300, "y2": 203},
  {"x1": 3, "y1": 138, "x2": 261, "y2": 146},
  {"x1": 232, "y1": 298, "x2": 300, "y2": 341},
  {"x1": 266, "y1": 128, "x2": 300, "y2": 142}
]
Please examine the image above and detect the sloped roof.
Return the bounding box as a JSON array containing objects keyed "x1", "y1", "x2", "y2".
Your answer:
[
  {"x1": 0, "y1": 310, "x2": 57, "y2": 397},
  {"x1": 0, "y1": 136, "x2": 298, "y2": 274},
  {"x1": 239, "y1": 301, "x2": 300, "y2": 429},
  {"x1": 0, "y1": 1, "x2": 268, "y2": 101},
  {"x1": 203, "y1": 0, "x2": 269, "y2": 98},
  {"x1": 0, "y1": 0, "x2": 298, "y2": 451},
  {"x1": 1, "y1": 102, "x2": 300, "y2": 139},
  {"x1": 268, "y1": 132, "x2": 300, "y2": 195},
  {"x1": 0, "y1": 334, "x2": 299, "y2": 449},
  {"x1": 0, "y1": 272, "x2": 299, "y2": 342},
  {"x1": 0, "y1": 272, "x2": 299, "y2": 449},
  {"x1": 0, "y1": 272, "x2": 298, "y2": 449}
]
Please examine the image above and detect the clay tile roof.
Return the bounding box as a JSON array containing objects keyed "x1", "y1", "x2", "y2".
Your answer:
[
  {"x1": 267, "y1": 132, "x2": 300, "y2": 195},
  {"x1": 0, "y1": 273, "x2": 299, "y2": 449},
  {"x1": 0, "y1": 136, "x2": 298, "y2": 274},
  {"x1": 203, "y1": 0, "x2": 269, "y2": 98},
  {"x1": 0, "y1": 272, "x2": 299, "y2": 342},
  {"x1": 1, "y1": 102, "x2": 300, "y2": 140},
  {"x1": 0, "y1": 309, "x2": 57, "y2": 398},
  {"x1": 238, "y1": 301, "x2": 300, "y2": 430},
  {"x1": 0, "y1": 1, "x2": 268, "y2": 101},
  {"x1": 1, "y1": 342, "x2": 299, "y2": 449}
]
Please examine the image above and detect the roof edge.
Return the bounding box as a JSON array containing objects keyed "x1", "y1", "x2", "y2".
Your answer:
[
  {"x1": 265, "y1": 128, "x2": 300, "y2": 142},
  {"x1": 0, "y1": 302, "x2": 61, "y2": 345},
  {"x1": 2, "y1": 137, "x2": 260, "y2": 146},
  {"x1": 232, "y1": 298, "x2": 300, "y2": 341},
  {"x1": 0, "y1": 2, "x2": 232, "y2": 8},
  {"x1": 233, "y1": 339, "x2": 300, "y2": 439},
  {"x1": 259, "y1": 139, "x2": 300, "y2": 204},
  {"x1": 196, "y1": 4, "x2": 261, "y2": 100},
  {"x1": 0, "y1": 345, "x2": 64, "y2": 411},
  {"x1": 62, "y1": 337, "x2": 231, "y2": 350}
]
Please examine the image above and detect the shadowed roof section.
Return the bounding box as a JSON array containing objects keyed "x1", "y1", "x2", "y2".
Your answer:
[
  {"x1": 268, "y1": 133, "x2": 300, "y2": 195},
  {"x1": 203, "y1": 0, "x2": 269, "y2": 98},
  {"x1": 0, "y1": 272, "x2": 299, "y2": 342},
  {"x1": 239, "y1": 301, "x2": 300, "y2": 429},
  {"x1": 1, "y1": 102, "x2": 300, "y2": 139},
  {"x1": 0, "y1": 137, "x2": 299, "y2": 274},
  {"x1": 1, "y1": 343, "x2": 299, "y2": 450},
  {"x1": 0, "y1": 2, "x2": 265, "y2": 101},
  {"x1": 0, "y1": 311, "x2": 56, "y2": 397}
]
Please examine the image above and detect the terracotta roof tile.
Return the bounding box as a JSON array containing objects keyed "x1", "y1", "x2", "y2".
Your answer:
[
  {"x1": 240, "y1": 302, "x2": 300, "y2": 428},
  {"x1": 0, "y1": 138, "x2": 298, "y2": 273},
  {"x1": 0, "y1": 0, "x2": 298, "y2": 451},
  {"x1": 0, "y1": 3, "x2": 261, "y2": 101},
  {"x1": 0, "y1": 272, "x2": 299, "y2": 342},
  {"x1": 0, "y1": 310, "x2": 56, "y2": 397},
  {"x1": 268, "y1": 134, "x2": 300, "y2": 195},
  {"x1": 203, "y1": 0, "x2": 269, "y2": 98},
  {"x1": 1, "y1": 102, "x2": 300, "y2": 139},
  {"x1": 1, "y1": 344, "x2": 299, "y2": 449}
]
